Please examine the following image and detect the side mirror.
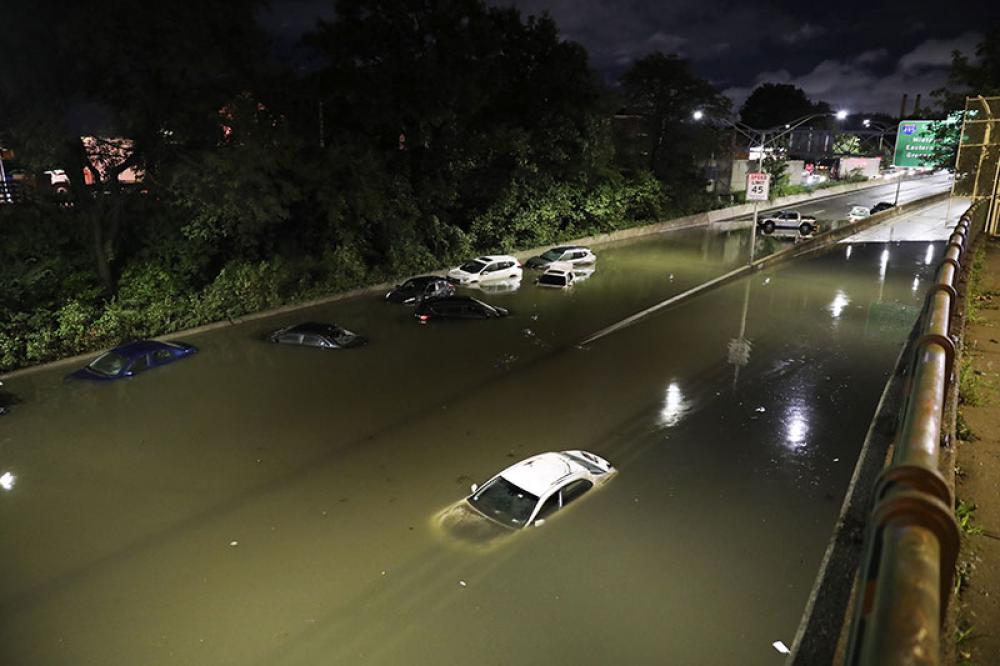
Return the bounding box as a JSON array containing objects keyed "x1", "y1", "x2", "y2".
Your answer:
[
  {"x1": 534, "y1": 519, "x2": 546, "y2": 527},
  {"x1": 470, "y1": 483, "x2": 478, "y2": 494}
]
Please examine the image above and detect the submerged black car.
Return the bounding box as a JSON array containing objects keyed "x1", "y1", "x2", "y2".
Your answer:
[
  {"x1": 414, "y1": 296, "x2": 509, "y2": 322},
  {"x1": 268, "y1": 322, "x2": 366, "y2": 349},
  {"x1": 385, "y1": 276, "x2": 455, "y2": 305},
  {"x1": 870, "y1": 201, "x2": 895, "y2": 214}
]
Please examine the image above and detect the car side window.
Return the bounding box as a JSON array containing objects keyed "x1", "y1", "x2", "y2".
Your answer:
[
  {"x1": 560, "y1": 479, "x2": 593, "y2": 506},
  {"x1": 130, "y1": 355, "x2": 152, "y2": 374},
  {"x1": 301, "y1": 334, "x2": 325, "y2": 347},
  {"x1": 535, "y1": 493, "x2": 561, "y2": 522},
  {"x1": 151, "y1": 349, "x2": 173, "y2": 364},
  {"x1": 279, "y1": 333, "x2": 302, "y2": 344},
  {"x1": 483, "y1": 263, "x2": 499, "y2": 273},
  {"x1": 499, "y1": 261, "x2": 513, "y2": 270}
]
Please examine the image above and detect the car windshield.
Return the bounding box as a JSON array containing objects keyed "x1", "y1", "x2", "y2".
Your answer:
[
  {"x1": 88, "y1": 351, "x2": 129, "y2": 376},
  {"x1": 539, "y1": 249, "x2": 564, "y2": 261},
  {"x1": 459, "y1": 260, "x2": 487, "y2": 273},
  {"x1": 468, "y1": 477, "x2": 539, "y2": 527},
  {"x1": 539, "y1": 273, "x2": 567, "y2": 286},
  {"x1": 400, "y1": 279, "x2": 422, "y2": 290}
]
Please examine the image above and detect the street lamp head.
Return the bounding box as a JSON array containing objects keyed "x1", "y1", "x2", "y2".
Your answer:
[
  {"x1": 692, "y1": 110, "x2": 704, "y2": 121},
  {"x1": 835, "y1": 110, "x2": 849, "y2": 120}
]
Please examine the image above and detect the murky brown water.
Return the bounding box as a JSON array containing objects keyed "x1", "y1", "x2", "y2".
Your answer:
[{"x1": 0, "y1": 225, "x2": 942, "y2": 665}]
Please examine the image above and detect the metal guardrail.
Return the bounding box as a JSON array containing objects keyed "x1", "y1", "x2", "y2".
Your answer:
[{"x1": 844, "y1": 199, "x2": 987, "y2": 665}]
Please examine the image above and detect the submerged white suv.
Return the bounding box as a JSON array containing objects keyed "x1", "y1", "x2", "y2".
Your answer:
[{"x1": 447, "y1": 255, "x2": 523, "y2": 285}]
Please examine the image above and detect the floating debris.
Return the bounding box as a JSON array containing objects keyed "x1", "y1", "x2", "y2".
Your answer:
[
  {"x1": 458, "y1": 580, "x2": 467, "y2": 587},
  {"x1": 229, "y1": 540, "x2": 239, "y2": 547},
  {"x1": 772, "y1": 640, "x2": 790, "y2": 654},
  {"x1": 755, "y1": 406, "x2": 766, "y2": 413}
]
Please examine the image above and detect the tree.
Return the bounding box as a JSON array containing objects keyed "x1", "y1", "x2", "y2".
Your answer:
[
  {"x1": 934, "y1": 27, "x2": 1000, "y2": 111},
  {"x1": 305, "y1": 0, "x2": 612, "y2": 238},
  {"x1": 0, "y1": 2, "x2": 277, "y2": 292},
  {"x1": 833, "y1": 135, "x2": 863, "y2": 155},
  {"x1": 739, "y1": 83, "x2": 830, "y2": 129},
  {"x1": 618, "y1": 52, "x2": 730, "y2": 206},
  {"x1": 930, "y1": 29, "x2": 1000, "y2": 170}
]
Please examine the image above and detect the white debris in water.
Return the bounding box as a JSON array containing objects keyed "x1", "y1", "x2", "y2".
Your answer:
[
  {"x1": 833, "y1": 458, "x2": 840, "y2": 462},
  {"x1": 772, "y1": 640, "x2": 790, "y2": 654},
  {"x1": 458, "y1": 580, "x2": 467, "y2": 587},
  {"x1": 0, "y1": 471, "x2": 15, "y2": 491},
  {"x1": 381, "y1": 570, "x2": 387, "y2": 576},
  {"x1": 229, "y1": 540, "x2": 239, "y2": 547},
  {"x1": 763, "y1": 278, "x2": 771, "y2": 285},
  {"x1": 530, "y1": 314, "x2": 539, "y2": 321},
  {"x1": 755, "y1": 406, "x2": 766, "y2": 412}
]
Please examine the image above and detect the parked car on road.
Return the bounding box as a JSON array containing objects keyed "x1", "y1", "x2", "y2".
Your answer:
[
  {"x1": 70, "y1": 340, "x2": 197, "y2": 381},
  {"x1": 759, "y1": 210, "x2": 818, "y2": 236},
  {"x1": 439, "y1": 450, "x2": 616, "y2": 544},
  {"x1": 870, "y1": 201, "x2": 895, "y2": 214},
  {"x1": 536, "y1": 263, "x2": 575, "y2": 289},
  {"x1": 414, "y1": 296, "x2": 508, "y2": 322},
  {"x1": 525, "y1": 246, "x2": 596, "y2": 270},
  {"x1": 447, "y1": 255, "x2": 522, "y2": 285},
  {"x1": 269, "y1": 322, "x2": 366, "y2": 349},
  {"x1": 385, "y1": 276, "x2": 455, "y2": 305}
]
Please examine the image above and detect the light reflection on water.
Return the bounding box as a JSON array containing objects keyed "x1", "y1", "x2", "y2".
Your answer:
[{"x1": 0, "y1": 235, "x2": 943, "y2": 666}]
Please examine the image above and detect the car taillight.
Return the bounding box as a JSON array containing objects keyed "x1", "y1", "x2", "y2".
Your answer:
[{"x1": 419, "y1": 314, "x2": 429, "y2": 322}]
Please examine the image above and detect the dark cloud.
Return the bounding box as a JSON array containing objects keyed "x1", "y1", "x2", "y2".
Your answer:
[
  {"x1": 489, "y1": 0, "x2": 993, "y2": 113},
  {"x1": 261, "y1": 0, "x2": 994, "y2": 113}
]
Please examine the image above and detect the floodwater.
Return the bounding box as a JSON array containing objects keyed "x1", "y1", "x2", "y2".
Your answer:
[{"x1": 0, "y1": 222, "x2": 943, "y2": 665}]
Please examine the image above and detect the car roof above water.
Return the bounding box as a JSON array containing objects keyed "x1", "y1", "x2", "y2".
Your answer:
[
  {"x1": 498, "y1": 452, "x2": 585, "y2": 497},
  {"x1": 285, "y1": 322, "x2": 344, "y2": 334},
  {"x1": 110, "y1": 340, "x2": 176, "y2": 358}
]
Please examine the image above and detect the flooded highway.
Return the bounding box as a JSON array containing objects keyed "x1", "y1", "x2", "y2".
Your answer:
[{"x1": 0, "y1": 216, "x2": 946, "y2": 665}]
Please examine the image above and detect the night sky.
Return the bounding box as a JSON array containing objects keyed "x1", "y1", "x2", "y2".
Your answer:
[{"x1": 263, "y1": 0, "x2": 996, "y2": 115}]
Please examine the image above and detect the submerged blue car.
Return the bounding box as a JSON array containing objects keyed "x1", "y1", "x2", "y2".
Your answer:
[{"x1": 70, "y1": 340, "x2": 198, "y2": 381}]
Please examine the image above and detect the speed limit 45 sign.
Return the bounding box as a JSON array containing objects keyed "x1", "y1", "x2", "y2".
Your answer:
[{"x1": 746, "y1": 172, "x2": 770, "y2": 201}]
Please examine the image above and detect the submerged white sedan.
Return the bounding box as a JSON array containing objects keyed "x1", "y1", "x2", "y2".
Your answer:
[{"x1": 437, "y1": 451, "x2": 616, "y2": 546}]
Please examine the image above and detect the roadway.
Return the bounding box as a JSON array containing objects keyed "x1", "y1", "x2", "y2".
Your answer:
[{"x1": 0, "y1": 190, "x2": 959, "y2": 665}]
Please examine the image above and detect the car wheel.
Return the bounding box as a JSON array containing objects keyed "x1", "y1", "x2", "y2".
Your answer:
[
  {"x1": 762, "y1": 221, "x2": 775, "y2": 234},
  {"x1": 799, "y1": 223, "x2": 813, "y2": 235}
]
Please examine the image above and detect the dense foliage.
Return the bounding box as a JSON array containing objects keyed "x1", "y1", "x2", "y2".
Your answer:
[{"x1": 0, "y1": 2, "x2": 743, "y2": 371}]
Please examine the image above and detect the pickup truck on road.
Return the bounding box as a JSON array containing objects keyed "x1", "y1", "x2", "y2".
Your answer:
[{"x1": 758, "y1": 210, "x2": 818, "y2": 236}]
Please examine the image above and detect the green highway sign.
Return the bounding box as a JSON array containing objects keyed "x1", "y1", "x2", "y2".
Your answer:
[{"x1": 892, "y1": 120, "x2": 939, "y2": 168}]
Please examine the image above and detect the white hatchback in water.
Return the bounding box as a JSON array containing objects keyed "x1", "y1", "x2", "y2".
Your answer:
[{"x1": 447, "y1": 255, "x2": 523, "y2": 285}]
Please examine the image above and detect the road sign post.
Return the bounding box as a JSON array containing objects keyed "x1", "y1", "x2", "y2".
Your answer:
[{"x1": 746, "y1": 172, "x2": 770, "y2": 263}]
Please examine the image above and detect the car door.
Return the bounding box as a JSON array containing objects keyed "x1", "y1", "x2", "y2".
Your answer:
[
  {"x1": 127, "y1": 354, "x2": 152, "y2": 376},
  {"x1": 479, "y1": 262, "x2": 500, "y2": 281},
  {"x1": 150, "y1": 348, "x2": 175, "y2": 368},
  {"x1": 532, "y1": 492, "x2": 561, "y2": 525},
  {"x1": 500, "y1": 261, "x2": 517, "y2": 278}
]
